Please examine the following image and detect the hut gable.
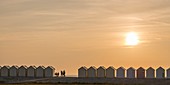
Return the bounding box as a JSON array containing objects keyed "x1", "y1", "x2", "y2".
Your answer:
[
  {"x1": 97, "y1": 66, "x2": 106, "y2": 77},
  {"x1": 36, "y1": 66, "x2": 45, "y2": 77},
  {"x1": 156, "y1": 67, "x2": 165, "y2": 78},
  {"x1": 45, "y1": 66, "x2": 55, "y2": 77},
  {"x1": 116, "y1": 67, "x2": 126, "y2": 78},
  {"x1": 9, "y1": 65, "x2": 19, "y2": 77},
  {"x1": 18, "y1": 65, "x2": 27, "y2": 77},
  {"x1": 106, "y1": 66, "x2": 116, "y2": 78},
  {"x1": 1, "y1": 66, "x2": 10, "y2": 77},
  {"x1": 137, "y1": 67, "x2": 145, "y2": 78},
  {"x1": 87, "y1": 66, "x2": 97, "y2": 77},
  {"x1": 167, "y1": 68, "x2": 170, "y2": 78},
  {"x1": 27, "y1": 66, "x2": 36, "y2": 77},
  {"x1": 146, "y1": 67, "x2": 155, "y2": 78},
  {"x1": 127, "y1": 67, "x2": 135, "y2": 78},
  {"x1": 78, "y1": 66, "x2": 87, "y2": 77}
]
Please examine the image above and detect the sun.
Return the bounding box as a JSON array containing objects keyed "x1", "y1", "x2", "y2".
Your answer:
[{"x1": 125, "y1": 32, "x2": 139, "y2": 46}]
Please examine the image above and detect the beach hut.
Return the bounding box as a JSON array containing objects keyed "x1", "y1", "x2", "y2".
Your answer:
[
  {"x1": 78, "y1": 66, "x2": 87, "y2": 77},
  {"x1": 9, "y1": 65, "x2": 19, "y2": 77},
  {"x1": 106, "y1": 66, "x2": 116, "y2": 78},
  {"x1": 167, "y1": 68, "x2": 170, "y2": 78},
  {"x1": 156, "y1": 67, "x2": 165, "y2": 78},
  {"x1": 127, "y1": 67, "x2": 135, "y2": 78},
  {"x1": 146, "y1": 67, "x2": 155, "y2": 78},
  {"x1": 45, "y1": 66, "x2": 55, "y2": 77},
  {"x1": 18, "y1": 65, "x2": 27, "y2": 77},
  {"x1": 27, "y1": 66, "x2": 36, "y2": 77},
  {"x1": 137, "y1": 67, "x2": 145, "y2": 78},
  {"x1": 97, "y1": 66, "x2": 106, "y2": 77},
  {"x1": 1, "y1": 66, "x2": 10, "y2": 77},
  {"x1": 87, "y1": 66, "x2": 97, "y2": 77},
  {"x1": 36, "y1": 66, "x2": 45, "y2": 77},
  {"x1": 116, "y1": 67, "x2": 126, "y2": 78}
]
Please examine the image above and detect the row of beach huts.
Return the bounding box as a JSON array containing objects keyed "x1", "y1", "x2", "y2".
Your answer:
[
  {"x1": 0, "y1": 65, "x2": 55, "y2": 77},
  {"x1": 78, "y1": 66, "x2": 170, "y2": 78}
]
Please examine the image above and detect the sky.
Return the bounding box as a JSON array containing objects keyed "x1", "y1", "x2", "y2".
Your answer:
[{"x1": 1, "y1": 0, "x2": 170, "y2": 75}]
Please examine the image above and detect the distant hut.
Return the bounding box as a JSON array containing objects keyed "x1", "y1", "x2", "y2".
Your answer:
[
  {"x1": 167, "y1": 68, "x2": 170, "y2": 78},
  {"x1": 97, "y1": 66, "x2": 106, "y2": 77},
  {"x1": 156, "y1": 67, "x2": 165, "y2": 78},
  {"x1": 18, "y1": 65, "x2": 27, "y2": 77},
  {"x1": 45, "y1": 66, "x2": 55, "y2": 77},
  {"x1": 127, "y1": 67, "x2": 135, "y2": 78},
  {"x1": 27, "y1": 66, "x2": 36, "y2": 77},
  {"x1": 116, "y1": 67, "x2": 126, "y2": 78},
  {"x1": 36, "y1": 66, "x2": 45, "y2": 77},
  {"x1": 1, "y1": 66, "x2": 10, "y2": 77},
  {"x1": 9, "y1": 65, "x2": 19, "y2": 77},
  {"x1": 146, "y1": 67, "x2": 155, "y2": 78},
  {"x1": 78, "y1": 66, "x2": 87, "y2": 77},
  {"x1": 106, "y1": 66, "x2": 116, "y2": 78},
  {"x1": 137, "y1": 67, "x2": 145, "y2": 78},
  {"x1": 87, "y1": 66, "x2": 97, "y2": 77}
]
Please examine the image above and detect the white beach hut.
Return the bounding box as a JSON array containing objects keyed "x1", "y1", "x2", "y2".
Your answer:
[
  {"x1": 97, "y1": 66, "x2": 106, "y2": 77},
  {"x1": 146, "y1": 67, "x2": 155, "y2": 78},
  {"x1": 116, "y1": 67, "x2": 126, "y2": 78},
  {"x1": 36, "y1": 66, "x2": 45, "y2": 77},
  {"x1": 1, "y1": 66, "x2": 10, "y2": 77},
  {"x1": 45, "y1": 66, "x2": 55, "y2": 77},
  {"x1": 9, "y1": 65, "x2": 19, "y2": 77},
  {"x1": 156, "y1": 67, "x2": 165, "y2": 78},
  {"x1": 78, "y1": 66, "x2": 87, "y2": 77},
  {"x1": 27, "y1": 66, "x2": 36, "y2": 77},
  {"x1": 87, "y1": 66, "x2": 97, "y2": 78},
  {"x1": 166, "y1": 68, "x2": 170, "y2": 78},
  {"x1": 127, "y1": 67, "x2": 135, "y2": 78},
  {"x1": 106, "y1": 66, "x2": 116, "y2": 78},
  {"x1": 18, "y1": 65, "x2": 27, "y2": 77}
]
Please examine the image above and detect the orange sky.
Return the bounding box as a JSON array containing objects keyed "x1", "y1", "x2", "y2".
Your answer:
[{"x1": 1, "y1": 0, "x2": 170, "y2": 75}]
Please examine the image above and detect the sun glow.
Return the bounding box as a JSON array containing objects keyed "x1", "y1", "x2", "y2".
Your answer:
[{"x1": 125, "y1": 32, "x2": 139, "y2": 46}]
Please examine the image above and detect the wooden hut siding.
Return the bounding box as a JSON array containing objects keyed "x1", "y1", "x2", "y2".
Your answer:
[
  {"x1": 36, "y1": 66, "x2": 45, "y2": 77},
  {"x1": 146, "y1": 67, "x2": 155, "y2": 78},
  {"x1": 106, "y1": 66, "x2": 116, "y2": 78},
  {"x1": 137, "y1": 67, "x2": 145, "y2": 78},
  {"x1": 45, "y1": 66, "x2": 55, "y2": 77},
  {"x1": 9, "y1": 66, "x2": 18, "y2": 77},
  {"x1": 18, "y1": 66, "x2": 27, "y2": 77},
  {"x1": 97, "y1": 66, "x2": 106, "y2": 77},
  {"x1": 116, "y1": 67, "x2": 126, "y2": 78},
  {"x1": 156, "y1": 67, "x2": 165, "y2": 78},
  {"x1": 87, "y1": 66, "x2": 97, "y2": 77},
  {"x1": 78, "y1": 66, "x2": 87, "y2": 77},
  {"x1": 127, "y1": 67, "x2": 135, "y2": 78},
  {"x1": 167, "y1": 68, "x2": 170, "y2": 78},
  {"x1": 1, "y1": 66, "x2": 10, "y2": 77},
  {"x1": 0, "y1": 66, "x2": 1, "y2": 77},
  {"x1": 27, "y1": 66, "x2": 36, "y2": 77}
]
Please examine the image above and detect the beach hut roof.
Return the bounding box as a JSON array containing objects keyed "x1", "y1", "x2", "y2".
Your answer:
[
  {"x1": 46, "y1": 66, "x2": 55, "y2": 70},
  {"x1": 89, "y1": 66, "x2": 97, "y2": 70},
  {"x1": 19, "y1": 65, "x2": 28, "y2": 69},
  {"x1": 28, "y1": 65, "x2": 36, "y2": 69},
  {"x1": 79, "y1": 66, "x2": 87, "y2": 70},
  {"x1": 37, "y1": 66, "x2": 45, "y2": 69},
  {"x1": 146, "y1": 67, "x2": 154, "y2": 71},
  {"x1": 137, "y1": 67, "x2": 145, "y2": 71},
  {"x1": 98, "y1": 66, "x2": 106, "y2": 70},
  {"x1": 156, "y1": 67, "x2": 164, "y2": 71},
  {"x1": 10, "y1": 65, "x2": 19, "y2": 69},
  {"x1": 2, "y1": 65, "x2": 10, "y2": 69},
  {"x1": 117, "y1": 66, "x2": 126, "y2": 70},
  {"x1": 167, "y1": 68, "x2": 170, "y2": 71},
  {"x1": 127, "y1": 67, "x2": 135, "y2": 70},
  {"x1": 107, "y1": 66, "x2": 116, "y2": 70}
]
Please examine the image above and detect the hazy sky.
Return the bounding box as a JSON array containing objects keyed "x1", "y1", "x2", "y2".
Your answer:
[{"x1": 1, "y1": 0, "x2": 170, "y2": 75}]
